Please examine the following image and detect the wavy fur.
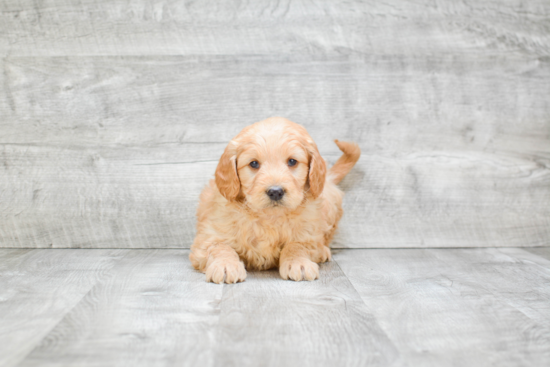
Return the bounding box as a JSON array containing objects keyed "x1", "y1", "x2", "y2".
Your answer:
[{"x1": 189, "y1": 117, "x2": 360, "y2": 283}]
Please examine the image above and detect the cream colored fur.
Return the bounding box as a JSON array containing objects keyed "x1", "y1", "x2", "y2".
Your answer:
[{"x1": 189, "y1": 117, "x2": 360, "y2": 283}]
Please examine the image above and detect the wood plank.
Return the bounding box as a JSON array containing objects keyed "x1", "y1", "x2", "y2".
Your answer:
[
  {"x1": 17, "y1": 249, "x2": 223, "y2": 367},
  {"x1": 334, "y1": 248, "x2": 550, "y2": 367},
  {"x1": 1, "y1": 55, "x2": 549, "y2": 248},
  {"x1": 1, "y1": 0, "x2": 549, "y2": 57},
  {"x1": 213, "y1": 261, "x2": 404, "y2": 367},
  {"x1": 2, "y1": 248, "x2": 549, "y2": 366},
  {"x1": 436, "y1": 247, "x2": 550, "y2": 328},
  {"x1": 0, "y1": 249, "x2": 126, "y2": 367},
  {"x1": 524, "y1": 247, "x2": 550, "y2": 261},
  {"x1": 2, "y1": 0, "x2": 550, "y2": 249}
]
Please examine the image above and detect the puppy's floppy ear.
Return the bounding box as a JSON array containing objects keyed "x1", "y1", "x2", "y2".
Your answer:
[
  {"x1": 215, "y1": 142, "x2": 240, "y2": 201},
  {"x1": 306, "y1": 139, "x2": 326, "y2": 199}
]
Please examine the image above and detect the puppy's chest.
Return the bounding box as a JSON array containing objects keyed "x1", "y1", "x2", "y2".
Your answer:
[
  {"x1": 245, "y1": 217, "x2": 292, "y2": 249},
  {"x1": 232, "y1": 217, "x2": 293, "y2": 270}
]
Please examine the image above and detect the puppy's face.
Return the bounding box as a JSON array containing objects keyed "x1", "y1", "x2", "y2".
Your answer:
[
  {"x1": 237, "y1": 136, "x2": 309, "y2": 211},
  {"x1": 215, "y1": 118, "x2": 326, "y2": 211}
]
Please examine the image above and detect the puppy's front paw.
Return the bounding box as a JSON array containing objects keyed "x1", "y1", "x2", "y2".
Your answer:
[
  {"x1": 205, "y1": 259, "x2": 247, "y2": 284},
  {"x1": 279, "y1": 258, "x2": 319, "y2": 281},
  {"x1": 319, "y1": 246, "x2": 331, "y2": 263}
]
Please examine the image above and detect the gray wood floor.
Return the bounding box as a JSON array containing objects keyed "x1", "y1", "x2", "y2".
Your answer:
[
  {"x1": 1, "y1": 0, "x2": 549, "y2": 249},
  {"x1": 1, "y1": 248, "x2": 549, "y2": 367}
]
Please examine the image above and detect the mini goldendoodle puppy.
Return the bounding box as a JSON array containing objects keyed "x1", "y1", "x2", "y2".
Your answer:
[{"x1": 190, "y1": 117, "x2": 360, "y2": 283}]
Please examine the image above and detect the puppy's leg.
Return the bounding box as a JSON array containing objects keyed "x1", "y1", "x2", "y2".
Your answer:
[
  {"x1": 279, "y1": 242, "x2": 323, "y2": 281},
  {"x1": 205, "y1": 244, "x2": 247, "y2": 284},
  {"x1": 190, "y1": 240, "x2": 246, "y2": 284},
  {"x1": 315, "y1": 245, "x2": 332, "y2": 263}
]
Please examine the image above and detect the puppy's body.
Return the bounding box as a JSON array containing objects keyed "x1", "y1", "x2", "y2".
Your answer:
[
  {"x1": 192, "y1": 171, "x2": 340, "y2": 271},
  {"x1": 190, "y1": 117, "x2": 360, "y2": 283}
]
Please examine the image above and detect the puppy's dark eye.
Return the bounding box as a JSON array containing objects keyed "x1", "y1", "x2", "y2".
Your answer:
[
  {"x1": 249, "y1": 161, "x2": 260, "y2": 169},
  {"x1": 288, "y1": 158, "x2": 297, "y2": 167}
]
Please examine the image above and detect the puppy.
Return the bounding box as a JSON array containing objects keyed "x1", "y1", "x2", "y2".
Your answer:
[{"x1": 189, "y1": 117, "x2": 360, "y2": 283}]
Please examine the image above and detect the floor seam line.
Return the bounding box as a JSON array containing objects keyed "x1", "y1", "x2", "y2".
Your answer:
[{"x1": 13, "y1": 249, "x2": 131, "y2": 367}]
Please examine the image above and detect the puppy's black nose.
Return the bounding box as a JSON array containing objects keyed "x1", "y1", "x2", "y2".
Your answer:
[{"x1": 267, "y1": 186, "x2": 285, "y2": 201}]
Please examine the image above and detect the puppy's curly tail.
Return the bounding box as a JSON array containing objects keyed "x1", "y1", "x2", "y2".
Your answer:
[{"x1": 328, "y1": 140, "x2": 361, "y2": 185}]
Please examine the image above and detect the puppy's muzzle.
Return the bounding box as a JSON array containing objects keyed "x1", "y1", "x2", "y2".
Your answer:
[{"x1": 266, "y1": 186, "x2": 285, "y2": 201}]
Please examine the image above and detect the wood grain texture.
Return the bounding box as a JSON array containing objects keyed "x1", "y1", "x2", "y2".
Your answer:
[
  {"x1": 11, "y1": 250, "x2": 405, "y2": 367},
  {"x1": 1, "y1": 0, "x2": 549, "y2": 248},
  {"x1": 0, "y1": 249, "x2": 126, "y2": 367},
  {"x1": 17, "y1": 249, "x2": 222, "y2": 367},
  {"x1": 1, "y1": 0, "x2": 549, "y2": 57},
  {"x1": 334, "y1": 248, "x2": 550, "y2": 367},
  {"x1": 2, "y1": 248, "x2": 549, "y2": 366},
  {"x1": 213, "y1": 262, "x2": 403, "y2": 367}
]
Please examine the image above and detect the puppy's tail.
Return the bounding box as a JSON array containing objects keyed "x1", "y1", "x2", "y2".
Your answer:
[{"x1": 328, "y1": 140, "x2": 361, "y2": 185}]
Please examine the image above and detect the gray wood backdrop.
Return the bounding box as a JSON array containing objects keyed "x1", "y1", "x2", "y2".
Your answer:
[{"x1": 1, "y1": 0, "x2": 549, "y2": 249}]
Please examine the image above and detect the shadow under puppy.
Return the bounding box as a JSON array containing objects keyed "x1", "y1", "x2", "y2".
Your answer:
[{"x1": 190, "y1": 117, "x2": 360, "y2": 283}]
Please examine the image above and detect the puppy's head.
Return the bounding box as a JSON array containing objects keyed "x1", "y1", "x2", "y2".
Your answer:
[{"x1": 215, "y1": 117, "x2": 326, "y2": 211}]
